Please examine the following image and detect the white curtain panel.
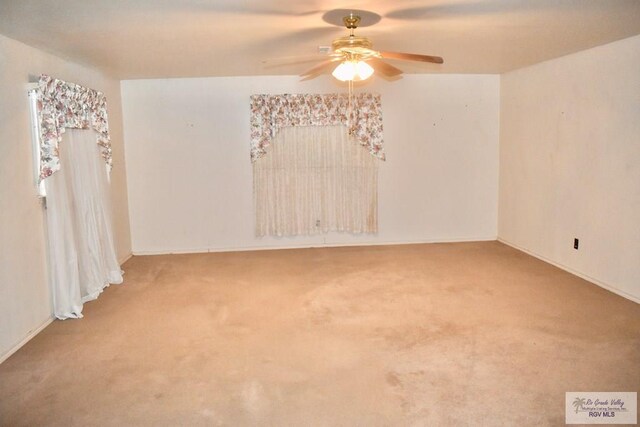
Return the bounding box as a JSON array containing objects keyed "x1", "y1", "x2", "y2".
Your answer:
[
  {"x1": 44, "y1": 129, "x2": 123, "y2": 319},
  {"x1": 254, "y1": 125, "x2": 378, "y2": 237}
]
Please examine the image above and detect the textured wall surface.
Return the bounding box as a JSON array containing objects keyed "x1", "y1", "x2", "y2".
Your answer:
[
  {"x1": 122, "y1": 74, "x2": 500, "y2": 253},
  {"x1": 499, "y1": 35, "x2": 640, "y2": 301}
]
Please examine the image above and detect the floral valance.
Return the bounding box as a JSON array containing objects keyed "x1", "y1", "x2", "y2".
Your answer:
[
  {"x1": 37, "y1": 74, "x2": 112, "y2": 180},
  {"x1": 250, "y1": 93, "x2": 385, "y2": 162}
]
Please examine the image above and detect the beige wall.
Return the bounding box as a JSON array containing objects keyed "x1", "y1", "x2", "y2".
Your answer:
[
  {"x1": 0, "y1": 35, "x2": 131, "y2": 360},
  {"x1": 499, "y1": 35, "x2": 640, "y2": 302},
  {"x1": 121, "y1": 74, "x2": 500, "y2": 253}
]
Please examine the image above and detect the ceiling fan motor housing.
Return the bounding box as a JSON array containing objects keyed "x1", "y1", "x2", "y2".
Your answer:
[{"x1": 332, "y1": 36, "x2": 378, "y2": 59}]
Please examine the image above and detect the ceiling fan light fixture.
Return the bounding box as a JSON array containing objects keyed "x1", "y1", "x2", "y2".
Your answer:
[
  {"x1": 355, "y1": 60, "x2": 374, "y2": 80},
  {"x1": 332, "y1": 60, "x2": 373, "y2": 82},
  {"x1": 332, "y1": 61, "x2": 356, "y2": 81}
]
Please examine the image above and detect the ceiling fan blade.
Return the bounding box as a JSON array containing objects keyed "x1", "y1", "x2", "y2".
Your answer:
[
  {"x1": 300, "y1": 72, "x2": 325, "y2": 82},
  {"x1": 367, "y1": 58, "x2": 403, "y2": 77},
  {"x1": 262, "y1": 53, "x2": 339, "y2": 68},
  {"x1": 380, "y1": 51, "x2": 444, "y2": 64},
  {"x1": 300, "y1": 58, "x2": 342, "y2": 77},
  {"x1": 260, "y1": 27, "x2": 342, "y2": 50}
]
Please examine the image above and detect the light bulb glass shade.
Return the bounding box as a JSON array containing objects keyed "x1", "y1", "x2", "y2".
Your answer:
[
  {"x1": 355, "y1": 61, "x2": 374, "y2": 80},
  {"x1": 332, "y1": 61, "x2": 357, "y2": 81},
  {"x1": 332, "y1": 60, "x2": 374, "y2": 82}
]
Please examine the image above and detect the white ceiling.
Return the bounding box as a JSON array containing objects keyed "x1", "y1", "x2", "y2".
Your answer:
[{"x1": 1, "y1": 0, "x2": 640, "y2": 79}]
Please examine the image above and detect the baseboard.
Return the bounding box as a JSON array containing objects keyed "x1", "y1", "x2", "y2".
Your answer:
[
  {"x1": 0, "y1": 253, "x2": 134, "y2": 366},
  {"x1": 0, "y1": 316, "x2": 54, "y2": 364},
  {"x1": 132, "y1": 236, "x2": 498, "y2": 256},
  {"x1": 498, "y1": 238, "x2": 640, "y2": 304},
  {"x1": 118, "y1": 252, "x2": 133, "y2": 265}
]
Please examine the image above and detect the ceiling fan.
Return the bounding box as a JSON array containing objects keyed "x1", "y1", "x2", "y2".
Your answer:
[{"x1": 299, "y1": 12, "x2": 444, "y2": 82}]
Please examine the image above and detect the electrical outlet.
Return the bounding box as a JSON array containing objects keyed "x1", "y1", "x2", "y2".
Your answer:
[
  {"x1": 574, "y1": 238, "x2": 579, "y2": 250},
  {"x1": 316, "y1": 220, "x2": 321, "y2": 227}
]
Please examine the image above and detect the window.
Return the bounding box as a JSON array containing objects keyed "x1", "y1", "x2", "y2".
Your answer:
[{"x1": 254, "y1": 125, "x2": 378, "y2": 237}]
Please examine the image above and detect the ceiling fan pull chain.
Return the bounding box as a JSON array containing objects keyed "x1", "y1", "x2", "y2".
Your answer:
[{"x1": 348, "y1": 80, "x2": 355, "y2": 136}]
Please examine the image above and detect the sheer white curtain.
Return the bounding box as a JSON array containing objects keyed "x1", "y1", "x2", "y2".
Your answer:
[
  {"x1": 44, "y1": 129, "x2": 123, "y2": 319},
  {"x1": 254, "y1": 125, "x2": 378, "y2": 237}
]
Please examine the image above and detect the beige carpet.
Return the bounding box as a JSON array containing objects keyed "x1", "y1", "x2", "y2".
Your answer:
[{"x1": 0, "y1": 242, "x2": 638, "y2": 426}]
